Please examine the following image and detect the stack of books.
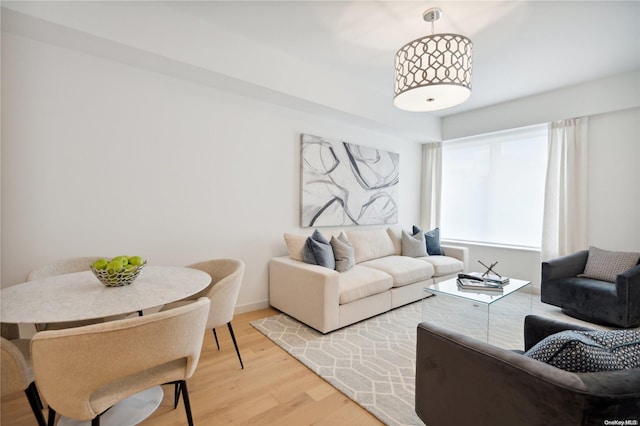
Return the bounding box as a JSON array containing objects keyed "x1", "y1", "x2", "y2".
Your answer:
[{"x1": 456, "y1": 272, "x2": 510, "y2": 292}]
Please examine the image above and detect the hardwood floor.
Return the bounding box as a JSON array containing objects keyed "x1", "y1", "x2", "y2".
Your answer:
[{"x1": 1, "y1": 308, "x2": 382, "y2": 425}]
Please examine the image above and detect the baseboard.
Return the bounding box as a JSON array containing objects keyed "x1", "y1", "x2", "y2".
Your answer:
[{"x1": 235, "y1": 300, "x2": 271, "y2": 314}]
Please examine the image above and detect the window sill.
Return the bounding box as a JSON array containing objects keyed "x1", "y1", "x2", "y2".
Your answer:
[{"x1": 442, "y1": 239, "x2": 541, "y2": 253}]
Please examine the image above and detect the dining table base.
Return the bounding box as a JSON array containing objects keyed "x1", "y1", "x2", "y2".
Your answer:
[{"x1": 57, "y1": 386, "x2": 163, "y2": 426}]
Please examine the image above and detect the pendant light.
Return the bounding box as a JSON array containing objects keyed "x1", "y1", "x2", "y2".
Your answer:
[{"x1": 394, "y1": 8, "x2": 473, "y2": 112}]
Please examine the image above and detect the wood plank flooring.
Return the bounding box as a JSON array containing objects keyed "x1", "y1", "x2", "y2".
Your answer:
[{"x1": 1, "y1": 308, "x2": 383, "y2": 425}]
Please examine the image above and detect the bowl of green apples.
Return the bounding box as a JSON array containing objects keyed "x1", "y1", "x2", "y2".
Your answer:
[{"x1": 90, "y1": 255, "x2": 146, "y2": 287}]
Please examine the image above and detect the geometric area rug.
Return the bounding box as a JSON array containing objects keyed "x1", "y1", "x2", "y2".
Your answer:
[
  {"x1": 250, "y1": 295, "x2": 612, "y2": 426},
  {"x1": 251, "y1": 302, "x2": 423, "y2": 426}
]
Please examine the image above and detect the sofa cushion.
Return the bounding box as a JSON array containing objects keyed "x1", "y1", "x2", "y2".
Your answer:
[
  {"x1": 419, "y1": 256, "x2": 464, "y2": 277},
  {"x1": 402, "y1": 230, "x2": 428, "y2": 257},
  {"x1": 386, "y1": 226, "x2": 403, "y2": 255},
  {"x1": 524, "y1": 329, "x2": 640, "y2": 372},
  {"x1": 303, "y1": 230, "x2": 335, "y2": 269},
  {"x1": 284, "y1": 233, "x2": 308, "y2": 261},
  {"x1": 360, "y1": 256, "x2": 434, "y2": 287},
  {"x1": 338, "y1": 265, "x2": 393, "y2": 304},
  {"x1": 579, "y1": 246, "x2": 640, "y2": 283},
  {"x1": 331, "y1": 232, "x2": 355, "y2": 273},
  {"x1": 346, "y1": 229, "x2": 396, "y2": 263}
]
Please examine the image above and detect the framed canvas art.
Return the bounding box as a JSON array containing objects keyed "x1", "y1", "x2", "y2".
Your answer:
[{"x1": 301, "y1": 134, "x2": 399, "y2": 227}]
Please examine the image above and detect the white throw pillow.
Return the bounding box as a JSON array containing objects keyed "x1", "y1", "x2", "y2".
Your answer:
[
  {"x1": 284, "y1": 233, "x2": 308, "y2": 261},
  {"x1": 331, "y1": 232, "x2": 355, "y2": 272},
  {"x1": 401, "y1": 230, "x2": 428, "y2": 257}
]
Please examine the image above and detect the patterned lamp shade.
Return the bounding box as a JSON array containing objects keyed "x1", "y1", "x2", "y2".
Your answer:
[{"x1": 394, "y1": 10, "x2": 473, "y2": 112}]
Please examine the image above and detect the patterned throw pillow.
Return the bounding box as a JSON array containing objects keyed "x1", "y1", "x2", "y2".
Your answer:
[
  {"x1": 303, "y1": 229, "x2": 335, "y2": 269},
  {"x1": 579, "y1": 246, "x2": 640, "y2": 283},
  {"x1": 524, "y1": 329, "x2": 640, "y2": 372},
  {"x1": 330, "y1": 232, "x2": 355, "y2": 272}
]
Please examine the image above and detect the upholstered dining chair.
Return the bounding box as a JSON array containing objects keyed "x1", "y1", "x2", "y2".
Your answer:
[
  {"x1": 27, "y1": 256, "x2": 106, "y2": 331},
  {"x1": 26, "y1": 256, "x2": 103, "y2": 282},
  {"x1": 162, "y1": 258, "x2": 246, "y2": 369},
  {"x1": 1, "y1": 324, "x2": 47, "y2": 426},
  {"x1": 31, "y1": 297, "x2": 210, "y2": 426}
]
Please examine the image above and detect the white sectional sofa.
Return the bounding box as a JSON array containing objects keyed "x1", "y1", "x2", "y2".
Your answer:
[{"x1": 269, "y1": 227, "x2": 468, "y2": 333}]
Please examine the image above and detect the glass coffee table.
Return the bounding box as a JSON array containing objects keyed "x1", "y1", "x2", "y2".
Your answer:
[{"x1": 423, "y1": 277, "x2": 532, "y2": 348}]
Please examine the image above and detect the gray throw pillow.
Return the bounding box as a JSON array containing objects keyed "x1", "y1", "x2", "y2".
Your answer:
[
  {"x1": 579, "y1": 246, "x2": 640, "y2": 283},
  {"x1": 524, "y1": 329, "x2": 640, "y2": 372},
  {"x1": 424, "y1": 228, "x2": 444, "y2": 255},
  {"x1": 402, "y1": 230, "x2": 428, "y2": 257},
  {"x1": 330, "y1": 232, "x2": 355, "y2": 272},
  {"x1": 412, "y1": 225, "x2": 444, "y2": 255},
  {"x1": 303, "y1": 229, "x2": 335, "y2": 269}
]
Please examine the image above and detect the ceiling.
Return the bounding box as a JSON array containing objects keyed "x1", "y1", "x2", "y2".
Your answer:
[
  {"x1": 167, "y1": 0, "x2": 640, "y2": 117},
  {"x1": 2, "y1": 0, "x2": 638, "y2": 128}
]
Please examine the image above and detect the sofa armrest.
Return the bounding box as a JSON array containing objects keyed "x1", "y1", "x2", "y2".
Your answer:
[
  {"x1": 269, "y1": 257, "x2": 340, "y2": 333},
  {"x1": 416, "y1": 321, "x2": 640, "y2": 426},
  {"x1": 440, "y1": 244, "x2": 469, "y2": 272},
  {"x1": 523, "y1": 315, "x2": 595, "y2": 351},
  {"x1": 541, "y1": 250, "x2": 589, "y2": 282},
  {"x1": 616, "y1": 263, "x2": 640, "y2": 327}
]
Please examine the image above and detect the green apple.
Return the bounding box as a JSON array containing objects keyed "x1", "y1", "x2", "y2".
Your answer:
[
  {"x1": 106, "y1": 259, "x2": 124, "y2": 275},
  {"x1": 92, "y1": 258, "x2": 109, "y2": 270},
  {"x1": 112, "y1": 255, "x2": 129, "y2": 266},
  {"x1": 128, "y1": 256, "x2": 145, "y2": 266}
]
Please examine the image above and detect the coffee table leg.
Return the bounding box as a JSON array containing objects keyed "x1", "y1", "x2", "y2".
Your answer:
[
  {"x1": 485, "y1": 304, "x2": 490, "y2": 343},
  {"x1": 421, "y1": 288, "x2": 436, "y2": 322}
]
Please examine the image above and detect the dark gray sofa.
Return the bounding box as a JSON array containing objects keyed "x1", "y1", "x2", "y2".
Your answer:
[
  {"x1": 415, "y1": 315, "x2": 640, "y2": 426},
  {"x1": 541, "y1": 250, "x2": 640, "y2": 328}
]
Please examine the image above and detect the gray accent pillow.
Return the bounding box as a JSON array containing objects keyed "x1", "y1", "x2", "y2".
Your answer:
[
  {"x1": 579, "y1": 246, "x2": 640, "y2": 283},
  {"x1": 425, "y1": 227, "x2": 444, "y2": 255},
  {"x1": 412, "y1": 225, "x2": 443, "y2": 255},
  {"x1": 330, "y1": 232, "x2": 355, "y2": 272},
  {"x1": 303, "y1": 229, "x2": 335, "y2": 269},
  {"x1": 402, "y1": 230, "x2": 428, "y2": 257},
  {"x1": 524, "y1": 329, "x2": 640, "y2": 372}
]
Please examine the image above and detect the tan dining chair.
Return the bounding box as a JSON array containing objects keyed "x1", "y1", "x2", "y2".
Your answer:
[
  {"x1": 1, "y1": 324, "x2": 47, "y2": 426},
  {"x1": 26, "y1": 256, "x2": 103, "y2": 282},
  {"x1": 162, "y1": 258, "x2": 246, "y2": 369},
  {"x1": 27, "y1": 256, "x2": 106, "y2": 331},
  {"x1": 31, "y1": 297, "x2": 210, "y2": 426}
]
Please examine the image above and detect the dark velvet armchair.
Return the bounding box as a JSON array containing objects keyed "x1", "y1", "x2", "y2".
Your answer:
[
  {"x1": 541, "y1": 250, "x2": 640, "y2": 328},
  {"x1": 415, "y1": 315, "x2": 640, "y2": 426}
]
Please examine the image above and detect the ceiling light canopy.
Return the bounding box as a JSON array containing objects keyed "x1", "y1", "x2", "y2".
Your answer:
[{"x1": 394, "y1": 8, "x2": 473, "y2": 112}]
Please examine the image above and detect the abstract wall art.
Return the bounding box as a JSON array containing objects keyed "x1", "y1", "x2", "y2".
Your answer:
[{"x1": 301, "y1": 134, "x2": 399, "y2": 227}]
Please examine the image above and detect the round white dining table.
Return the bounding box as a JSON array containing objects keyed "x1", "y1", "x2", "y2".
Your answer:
[
  {"x1": 0, "y1": 265, "x2": 211, "y2": 426},
  {"x1": 0, "y1": 266, "x2": 211, "y2": 324}
]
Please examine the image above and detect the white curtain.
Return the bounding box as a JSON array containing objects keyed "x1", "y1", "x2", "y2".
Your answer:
[
  {"x1": 541, "y1": 117, "x2": 588, "y2": 261},
  {"x1": 420, "y1": 142, "x2": 442, "y2": 231}
]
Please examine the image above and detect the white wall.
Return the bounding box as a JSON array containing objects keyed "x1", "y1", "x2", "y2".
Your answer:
[
  {"x1": 1, "y1": 4, "x2": 440, "y2": 143},
  {"x1": 0, "y1": 32, "x2": 423, "y2": 312},
  {"x1": 588, "y1": 107, "x2": 640, "y2": 251},
  {"x1": 442, "y1": 71, "x2": 640, "y2": 140}
]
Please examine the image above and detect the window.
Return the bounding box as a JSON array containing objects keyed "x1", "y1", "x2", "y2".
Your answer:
[{"x1": 441, "y1": 124, "x2": 548, "y2": 248}]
